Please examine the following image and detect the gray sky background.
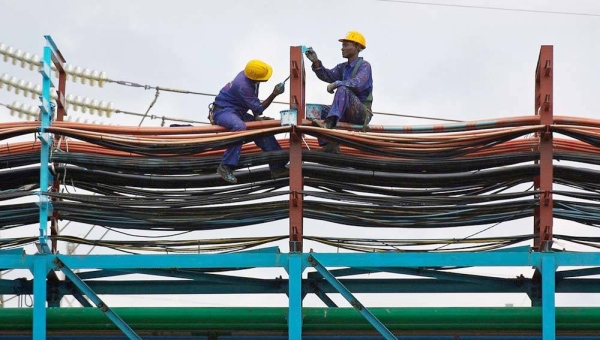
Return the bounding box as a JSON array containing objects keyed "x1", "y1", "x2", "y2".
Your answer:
[{"x1": 1, "y1": 0, "x2": 600, "y2": 308}]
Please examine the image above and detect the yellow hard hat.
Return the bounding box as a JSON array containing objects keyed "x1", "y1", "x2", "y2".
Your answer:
[
  {"x1": 244, "y1": 59, "x2": 273, "y2": 81},
  {"x1": 339, "y1": 30, "x2": 366, "y2": 49}
]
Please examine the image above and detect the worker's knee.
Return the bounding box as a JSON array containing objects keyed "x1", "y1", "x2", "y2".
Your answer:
[
  {"x1": 230, "y1": 122, "x2": 247, "y2": 132},
  {"x1": 335, "y1": 85, "x2": 351, "y2": 95}
]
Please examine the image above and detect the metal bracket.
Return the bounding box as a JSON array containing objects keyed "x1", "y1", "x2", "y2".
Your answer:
[
  {"x1": 543, "y1": 190, "x2": 551, "y2": 206},
  {"x1": 291, "y1": 61, "x2": 299, "y2": 78}
]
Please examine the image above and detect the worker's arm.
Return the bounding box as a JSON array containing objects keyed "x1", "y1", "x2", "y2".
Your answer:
[
  {"x1": 254, "y1": 83, "x2": 285, "y2": 119},
  {"x1": 331, "y1": 61, "x2": 372, "y2": 92},
  {"x1": 305, "y1": 47, "x2": 342, "y2": 83},
  {"x1": 312, "y1": 61, "x2": 343, "y2": 83}
]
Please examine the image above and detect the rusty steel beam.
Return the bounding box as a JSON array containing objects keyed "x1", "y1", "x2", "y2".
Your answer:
[
  {"x1": 49, "y1": 42, "x2": 68, "y2": 254},
  {"x1": 533, "y1": 45, "x2": 554, "y2": 251},
  {"x1": 288, "y1": 46, "x2": 306, "y2": 252}
]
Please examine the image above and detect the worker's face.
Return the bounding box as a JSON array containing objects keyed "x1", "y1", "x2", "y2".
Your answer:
[{"x1": 341, "y1": 41, "x2": 359, "y2": 58}]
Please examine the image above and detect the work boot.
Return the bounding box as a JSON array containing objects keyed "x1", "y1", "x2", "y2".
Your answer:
[
  {"x1": 271, "y1": 167, "x2": 289, "y2": 179},
  {"x1": 322, "y1": 142, "x2": 340, "y2": 154},
  {"x1": 217, "y1": 163, "x2": 237, "y2": 184},
  {"x1": 311, "y1": 116, "x2": 336, "y2": 129}
]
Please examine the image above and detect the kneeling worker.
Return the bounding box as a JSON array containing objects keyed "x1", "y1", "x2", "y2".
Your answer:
[{"x1": 213, "y1": 59, "x2": 288, "y2": 183}]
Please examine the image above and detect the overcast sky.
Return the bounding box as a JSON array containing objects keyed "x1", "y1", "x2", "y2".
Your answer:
[
  {"x1": 1, "y1": 0, "x2": 600, "y2": 308},
  {"x1": 2, "y1": 0, "x2": 599, "y2": 126}
]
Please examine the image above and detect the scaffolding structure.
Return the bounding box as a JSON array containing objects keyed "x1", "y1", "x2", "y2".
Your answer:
[{"x1": 2, "y1": 38, "x2": 600, "y2": 340}]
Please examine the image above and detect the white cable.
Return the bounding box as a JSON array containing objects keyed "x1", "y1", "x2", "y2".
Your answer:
[
  {"x1": 0, "y1": 73, "x2": 115, "y2": 117},
  {"x1": 0, "y1": 42, "x2": 107, "y2": 87}
]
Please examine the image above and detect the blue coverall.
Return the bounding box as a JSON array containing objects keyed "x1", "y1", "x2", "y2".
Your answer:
[
  {"x1": 311, "y1": 57, "x2": 374, "y2": 145},
  {"x1": 213, "y1": 71, "x2": 285, "y2": 171}
]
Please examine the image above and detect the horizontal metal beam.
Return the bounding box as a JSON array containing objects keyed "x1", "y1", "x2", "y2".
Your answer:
[{"x1": 2, "y1": 252, "x2": 600, "y2": 271}]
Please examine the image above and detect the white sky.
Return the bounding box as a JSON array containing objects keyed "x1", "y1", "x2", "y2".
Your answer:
[{"x1": 1, "y1": 0, "x2": 600, "y2": 308}]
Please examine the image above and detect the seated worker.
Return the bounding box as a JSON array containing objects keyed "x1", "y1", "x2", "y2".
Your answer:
[
  {"x1": 213, "y1": 59, "x2": 288, "y2": 183},
  {"x1": 305, "y1": 30, "x2": 374, "y2": 153}
]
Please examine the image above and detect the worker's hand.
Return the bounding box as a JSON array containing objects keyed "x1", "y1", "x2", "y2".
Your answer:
[
  {"x1": 273, "y1": 82, "x2": 285, "y2": 96},
  {"x1": 305, "y1": 47, "x2": 318, "y2": 62},
  {"x1": 255, "y1": 115, "x2": 274, "y2": 121},
  {"x1": 327, "y1": 83, "x2": 336, "y2": 94}
]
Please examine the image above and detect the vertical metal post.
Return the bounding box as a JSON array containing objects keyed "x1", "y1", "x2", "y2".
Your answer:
[
  {"x1": 47, "y1": 36, "x2": 67, "y2": 254},
  {"x1": 32, "y1": 256, "x2": 48, "y2": 340},
  {"x1": 288, "y1": 46, "x2": 305, "y2": 252},
  {"x1": 533, "y1": 45, "x2": 554, "y2": 251},
  {"x1": 288, "y1": 253, "x2": 303, "y2": 339},
  {"x1": 37, "y1": 39, "x2": 54, "y2": 254},
  {"x1": 541, "y1": 254, "x2": 556, "y2": 340}
]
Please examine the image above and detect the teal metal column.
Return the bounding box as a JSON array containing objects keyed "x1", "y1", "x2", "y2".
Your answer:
[
  {"x1": 541, "y1": 253, "x2": 556, "y2": 340},
  {"x1": 37, "y1": 36, "x2": 56, "y2": 254},
  {"x1": 32, "y1": 255, "x2": 48, "y2": 340},
  {"x1": 307, "y1": 255, "x2": 397, "y2": 340},
  {"x1": 288, "y1": 253, "x2": 303, "y2": 340}
]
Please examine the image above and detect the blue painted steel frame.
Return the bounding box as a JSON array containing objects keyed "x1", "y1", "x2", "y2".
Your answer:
[
  {"x1": 5, "y1": 250, "x2": 600, "y2": 339},
  {"x1": 32, "y1": 256, "x2": 48, "y2": 339},
  {"x1": 38, "y1": 37, "x2": 55, "y2": 254},
  {"x1": 287, "y1": 253, "x2": 304, "y2": 340},
  {"x1": 542, "y1": 255, "x2": 556, "y2": 340},
  {"x1": 33, "y1": 34, "x2": 62, "y2": 340}
]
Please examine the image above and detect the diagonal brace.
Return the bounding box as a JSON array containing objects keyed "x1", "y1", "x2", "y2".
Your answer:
[
  {"x1": 307, "y1": 255, "x2": 397, "y2": 340},
  {"x1": 314, "y1": 288, "x2": 338, "y2": 307},
  {"x1": 53, "y1": 258, "x2": 141, "y2": 340}
]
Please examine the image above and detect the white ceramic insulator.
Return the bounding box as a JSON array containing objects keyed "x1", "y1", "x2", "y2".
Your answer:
[
  {"x1": 98, "y1": 101, "x2": 108, "y2": 117},
  {"x1": 13, "y1": 49, "x2": 23, "y2": 66},
  {"x1": 0, "y1": 74, "x2": 8, "y2": 89},
  {"x1": 65, "y1": 94, "x2": 74, "y2": 110},
  {"x1": 17, "y1": 102, "x2": 26, "y2": 118},
  {"x1": 4, "y1": 46, "x2": 13, "y2": 62},
  {"x1": 89, "y1": 99, "x2": 97, "y2": 115},
  {"x1": 7, "y1": 76, "x2": 17, "y2": 91},
  {"x1": 73, "y1": 66, "x2": 82, "y2": 82},
  {"x1": 73, "y1": 95, "x2": 82, "y2": 112},
  {"x1": 9, "y1": 101, "x2": 19, "y2": 116},
  {"x1": 23, "y1": 81, "x2": 33, "y2": 97},
  {"x1": 32, "y1": 84, "x2": 41, "y2": 99},
  {"x1": 90, "y1": 70, "x2": 99, "y2": 87},
  {"x1": 98, "y1": 71, "x2": 106, "y2": 87},
  {"x1": 28, "y1": 105, "x2": 39, "y2": 121},
  {"x1": 15, "y1": 79, "x2": 25, "y2": 95},
  {"x1": 82, "y1": 68, "x2": 91, "y2": 85},
  {"x1": 22, "y1": 52, "x2": 32, "y2": 69},
  {"x1": 81, "y1": 97, "x2": 90, "y2": 113},
  {"x1": 65, "y1": 64, "x2": 73, "y2": 77},
  {"x1": 106, "y1": 102, "x2": 114, "y2": 117}
]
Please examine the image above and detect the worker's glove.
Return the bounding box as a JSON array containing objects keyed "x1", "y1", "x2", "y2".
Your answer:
[
  {"x1": 305, "y1": 47, "x2": 318, "y2": 62},
  {"x1": 327, "y1": 83, "x2": 337, "y2": 94},
  {"x1": 255, "y1": 115, "x2": 274, "y2": 121},
  {"x1": 273, "y1": 82, "x2": 285, "y2": 95}
]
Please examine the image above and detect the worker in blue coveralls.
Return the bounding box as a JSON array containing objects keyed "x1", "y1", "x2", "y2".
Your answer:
[
  {"x1": 213, "y1": 59, "x2": 288, "y2": 184},
  {"x1": 305, "y1": 30, "x2": 373, "y2": 153}
]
